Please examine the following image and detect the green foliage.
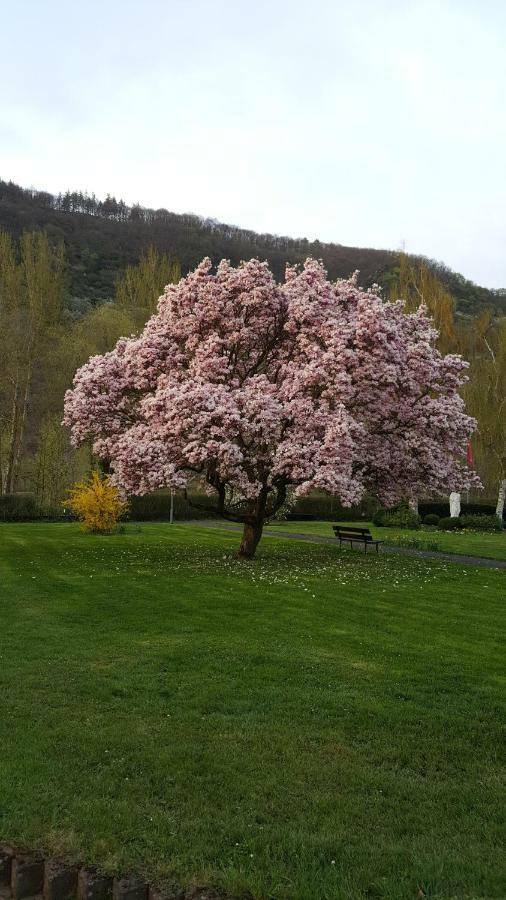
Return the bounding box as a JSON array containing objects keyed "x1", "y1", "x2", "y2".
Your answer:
[
  {"x1": 0, "y1": 179, "x2": 397, "y2": 303},
  {"x1": 459, "y1": 513, "x2": 504, "y2": 532},
  {"x1": 438, "y1": 516, "x2": 463, "y2": 530},
  {"x1": 0, "y1": 493, "x2": 39, "y2": 521},
  {"x1": 115, "y1": 246, "x2": 180, "y2": 329},
  {"x1": 0, "y1": 229, "x2": 67, "y2": 493},
  {"x1": 0, "y1": 226, "x2": 184, "y2": 499},
  {"x1": 35, "y1": 414, "x2": 81, "y2": 511},
  {"x1": 423, "y1": 513, "x2": 440, "y2": 526},
  {"x1": 373, "y1": 506, "x2": 421, "y2": 529},
  {"x1": 420, "y1": 501, "x2": 505, "y2": 521},
  {"x1": 462, "y1": 315, "x2": 506, "y2": 503},
  {"x1": 2, "y1": 179, "x2": 505, "y2": 514},
  {"x1": 3, "y1": 178, "x2": 503, "y2": 316}
]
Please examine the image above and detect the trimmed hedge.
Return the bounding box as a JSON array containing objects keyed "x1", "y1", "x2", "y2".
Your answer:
[
  {"x1": 373, "y1": 507, "x2": 421, "y2": 529},
  {"x1": 1, "y1": 491, "x2": 372, "y2": 523},
  {"x1": 459, "y1": 514, "x2": 503, "y2": 532},
  {"x1": 423, "y1": 513, "x2": 440, "y2": 526},
  {"x1": 288, "y1": 495, "x2": 378, "y2": 522},
  {"x1": 438, "y1": 516, "x2": 463, "y2": 530},
  {"x1": 128, "y1": 493, "x2": 215, "y2": 521},
  {"x1": 3, "y1": 490, "x2": 502, "y2": 529},
  {"x1": 437, "y1": 514, "x2": 503, "y2": 532},
  {"x1": 420, "y1": 501, "x2": 505, "y2": 522},
  {"x1": 0, "y1": 494, "x2": 73, "y2": 521},
  {"x1": 0, "y1": 492, "x2": 214, "y2": 523},
  {"x1": 0, "y1": 494, "x2": 40, "y2": 521}
]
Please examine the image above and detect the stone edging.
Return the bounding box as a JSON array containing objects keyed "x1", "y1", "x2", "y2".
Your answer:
[{"x1": 0, "y1": 846, "x2": 246, "y2": 900}]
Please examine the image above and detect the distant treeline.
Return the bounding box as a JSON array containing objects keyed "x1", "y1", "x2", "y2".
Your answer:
[{"x1": 1, "y1": 178, "x2": 504, "y2": 316}]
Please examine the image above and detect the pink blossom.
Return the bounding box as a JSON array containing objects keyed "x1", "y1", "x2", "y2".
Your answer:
[{"x1": 64, "y1": 257, "x2": 479, "y2": 555}]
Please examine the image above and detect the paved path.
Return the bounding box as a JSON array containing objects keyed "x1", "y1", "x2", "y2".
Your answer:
[{"x1": 194, "y1": 521, "x2": 506, "y2": 570}]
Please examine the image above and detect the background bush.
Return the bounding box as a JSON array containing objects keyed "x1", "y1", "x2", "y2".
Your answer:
[
  {"x1": 438, "y1": 516, "x2": 463, "y2": 530},
  {"x1": 128, "y1": 492, "x2": 215, "y2": 521},
  {"x1": 288, "y1": 494, "x2": 378, "y2": 521},
  {"x1": 129, "y1": 492, "x2": 381, "y2": 523},
  {"x1": 2, "y1": 490, "x2": 504, "y2": 528},
  {"x1": 0, "y1": 494, "x2": 40, "y2": 521},
  {"x1": 459, "y1": 514, "x2": 503, "y2": 532},
  {"x1": 420, "y1": 501, "x2": 505, "y2": 522},
  {"x1": 66, "y1": 472, "x2": 128, "y2": 533},
  {"x1": 373, "y1": 506, "x2": 421, "y2": 529},
  {"x1": 423, "y1": 513, "x2": 440, "y2": 526}
]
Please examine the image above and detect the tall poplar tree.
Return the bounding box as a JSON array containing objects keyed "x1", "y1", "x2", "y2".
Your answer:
[
  {"x1": 463, "y1": 314, "x2": 506, "y2": 519},
  {"x1": 388, "y1": 254, "x2": 457, "y2": 354},
  {"x1": 0, "y1": 230, "x2": 65, "y2": 493},
  {"x1": 115, "y1": 246, "x2": 180, "y2": 330}
]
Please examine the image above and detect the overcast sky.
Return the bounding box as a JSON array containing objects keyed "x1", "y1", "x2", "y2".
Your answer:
[{"x1": 1, "y1": 0, "x2": 505, "y2": 287}]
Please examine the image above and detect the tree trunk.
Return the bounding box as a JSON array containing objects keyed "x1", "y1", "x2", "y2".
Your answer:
[
  {"x1": 238, "y1": 519, "x2": 264, "y2": 559},
  {"x1": 10, "y1": 368, "x2": 32, "y2": 491},
  {"x1": 4, "y1": 379, "x2": 21, "y2": 494},
  {"x1": 496, "y1": 479, "x2": 506, "y2": 521},
  {"x1": 408, "y1": 498, "x2": 418, "y2": 515},
  {"x1": 4, "y1": 353, "x2": 33, "y2": 494}
]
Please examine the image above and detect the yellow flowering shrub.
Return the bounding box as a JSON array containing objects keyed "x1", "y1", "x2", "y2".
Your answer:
[{"x1": 66, "y1": 471, "x2": 129, "y2": 533}]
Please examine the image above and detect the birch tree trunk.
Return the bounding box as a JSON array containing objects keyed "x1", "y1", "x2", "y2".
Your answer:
[
  {"x1": 496, "y1": 479, "x2": 506, "y2": 521},
  {"x1": 4, "y1": 379, "x2": 21, "y2": 494},
  {"x1": 4, "y1": 360, "x2": 33, "y2": 494},
  {"x1": 12, "y1": 363, "x2": 33, "y2": 485}
]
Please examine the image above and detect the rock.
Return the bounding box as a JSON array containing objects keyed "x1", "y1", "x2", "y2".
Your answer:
[{"x1": 11, "y1": 856, "x2": 44, "y2": 900}]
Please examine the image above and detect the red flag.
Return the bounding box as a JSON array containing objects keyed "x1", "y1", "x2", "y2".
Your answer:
[{"x1": 466, "y1": 442, "x2": 474, "y2": 467}]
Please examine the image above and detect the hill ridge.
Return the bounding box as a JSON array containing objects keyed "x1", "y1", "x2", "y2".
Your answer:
[{"x1": 1, "y1": 177, "x2": 504, "y2": 317}]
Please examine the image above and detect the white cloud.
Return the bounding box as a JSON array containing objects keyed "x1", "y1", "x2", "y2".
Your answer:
[{"x1": 1, "y1": 0, "x2": 505, "y2": 287}]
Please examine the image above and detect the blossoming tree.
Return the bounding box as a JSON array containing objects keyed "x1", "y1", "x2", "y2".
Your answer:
[{"x1": 64, "y1": 258, "x2": 478, "y2": 557}]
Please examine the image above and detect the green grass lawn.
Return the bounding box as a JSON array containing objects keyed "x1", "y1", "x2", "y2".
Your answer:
[
  {"x1": 268, "y1": 520, "x2": 506, "y2": 560},
  {"x1": 1, "y1": 523, "x2": 505, "y2": 900}
]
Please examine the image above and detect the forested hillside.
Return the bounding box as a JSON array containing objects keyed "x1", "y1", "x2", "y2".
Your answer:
[
  {"x1": 1, "y1": 178, "x2": 505, "y2": 316},
  {"x1": 1, "y1": 178, "x2": 505, "y2": 513}
]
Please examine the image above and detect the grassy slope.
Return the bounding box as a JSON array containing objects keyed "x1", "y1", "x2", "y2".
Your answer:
[
  {"x1": 269, "y1": 520, "x2": 506, "y2": 561},
  {"x1": 0, "y1": 523, "x2": 505, "y2": 900}
]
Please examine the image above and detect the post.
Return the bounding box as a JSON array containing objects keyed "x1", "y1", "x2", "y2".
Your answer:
[
  {"x1": 496, "y1": 479, "x2": 506, "y2": 522},
  {"x1": 169, "y1": 490, "x2": 174, "y2": 524}
]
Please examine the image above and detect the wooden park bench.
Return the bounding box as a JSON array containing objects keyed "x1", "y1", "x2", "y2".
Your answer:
[{"x1": 332, "y1": 524, "x2": 383, "y2": 554}]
